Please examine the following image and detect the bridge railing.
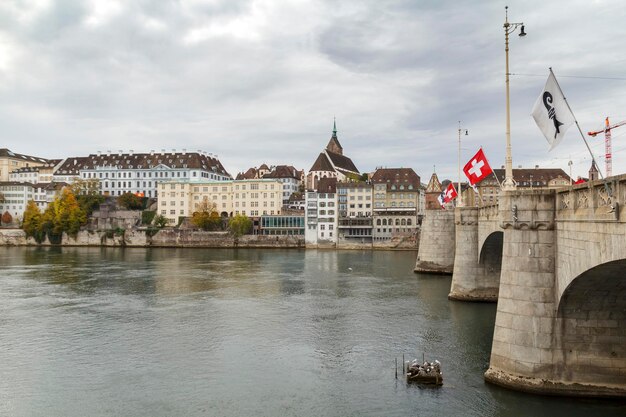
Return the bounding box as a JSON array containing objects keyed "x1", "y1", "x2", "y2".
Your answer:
[
  {"x1": 478, "y1": 203, "x2": 499, "y2": 221},
  {"x1": 556, "y1": 174, "x2": 625, "y2": 222}
]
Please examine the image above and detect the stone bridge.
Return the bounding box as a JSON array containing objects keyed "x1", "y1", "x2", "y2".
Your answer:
[{"x1": 447, "y1": 175, "x2": 626, "y2": 397}]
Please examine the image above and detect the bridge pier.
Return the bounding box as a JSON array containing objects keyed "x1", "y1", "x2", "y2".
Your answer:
[
  {"x1": 448, "y1": 207, "x2": 500, "y2": 302},
  {"x1": 414, "y1": 209, "x2": 455, "y2": 274},
  {"x1": 485, "y1": 187, "x2": 626, "y2": 398}
]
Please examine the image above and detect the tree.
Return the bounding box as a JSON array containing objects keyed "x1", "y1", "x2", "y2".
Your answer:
[
  {"x1": 67, "y1": 179, "x2": 105, "y2": 215},
  {"x1": 228, "y1": 214, "x2": 252, "y2": 237},
  {"x1": 117, "y1": 192, "x2": 144, "y2": 210},
  {"x1": 153, "y1": 215, "x2": 169, "y2": 228},
  {"x1": 190, "y1": 201, "x2": 222, "y2": 231},
  {"x1": 22, "y1": 201, "x2": 45, "y2": 242},
  {"x1": 42, "y1": 188, "x2": 87, "y2": 241},
  {"x1": 70, "y1": 178, "x2": 100, "y2": 196},
  {"x1": 2, "y1": 211, "x2": 13, "y2": 225}
]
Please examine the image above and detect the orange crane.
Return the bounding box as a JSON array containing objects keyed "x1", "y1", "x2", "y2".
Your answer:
[{"x1": 588, "y1": 117, "x2": 626, "y2": 177}]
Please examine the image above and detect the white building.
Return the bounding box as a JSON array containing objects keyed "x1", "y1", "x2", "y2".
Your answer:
[
  {"x1": 304, "y1": 178, "x2": 338, "y2": 246},
  {"x1": 53, "y1": 150, "x2": 231, "y2": 198},
  {"x1": 0, "y1": 182, "x2": 34, "y2": 221}
]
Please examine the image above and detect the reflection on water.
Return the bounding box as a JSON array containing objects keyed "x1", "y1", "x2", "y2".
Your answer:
[{"x1": 0, "y1": 247, "x2": 624, "y2": 417}]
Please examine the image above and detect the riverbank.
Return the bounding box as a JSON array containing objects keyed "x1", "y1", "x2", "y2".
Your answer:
[{"x1": 0, "y1": 228, "x2": 418, "y2": 250}]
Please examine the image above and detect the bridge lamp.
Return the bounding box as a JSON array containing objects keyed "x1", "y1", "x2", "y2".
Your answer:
[{"x1": 502, "y1": 6, "x2": 526, "y2": 191}]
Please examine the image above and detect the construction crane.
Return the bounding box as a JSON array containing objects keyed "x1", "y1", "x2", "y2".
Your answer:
[{"x1": 588, "y1": 117, "x2": 626, "y2": 177}]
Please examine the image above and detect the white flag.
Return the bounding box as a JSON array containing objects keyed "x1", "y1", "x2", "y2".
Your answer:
[{"x1": 531, "y1": 71, "x2": 575, "y2": 150}]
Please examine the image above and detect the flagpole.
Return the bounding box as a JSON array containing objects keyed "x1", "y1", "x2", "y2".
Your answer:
[
  {"x1": 549, "y1": 68, "x2": 603, "y2": 179},
  {"x1": 549, "y1": 68, "x2": 611, "y2": 197}
]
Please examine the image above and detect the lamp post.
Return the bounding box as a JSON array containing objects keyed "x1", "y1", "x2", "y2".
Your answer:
[
  {"x1": 568, "y1": 160, "x2": 573, "y2": 185},
  {"x1": 502, "y1": 6, "x2": 526, "y2": 191},
  {"x1": 457, "y1": 121, "x2": 468, "y2": 207}
]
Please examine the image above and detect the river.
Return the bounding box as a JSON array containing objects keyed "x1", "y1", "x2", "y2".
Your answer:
[{"x1": 0, "y1": 247, "x2": 623, "y2": 416}]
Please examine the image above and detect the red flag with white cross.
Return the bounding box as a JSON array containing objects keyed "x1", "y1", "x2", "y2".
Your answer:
[
  {"x1": 463, "y1": 148, "x2": 493, "y2": 186},
  {"x1": 438, "y1": 182, "x2": 457, "y2": 207}
]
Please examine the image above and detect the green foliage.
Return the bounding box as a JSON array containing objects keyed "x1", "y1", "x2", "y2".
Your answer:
[
  {"x1": 77, "y1": 194, "x2": 105, "y2": 216},
  {"x1": 142, "y1": 210, "x2": 156, "y2": 225},
  {"x1": 191, "y1": 201, "x2": 223, "y2": 231},
  {"x1": 228, "y1": 214, "x2": 252, "y2": 237},
  {"x1": 153, "y1": 215, "x2": 169, "y2": 228},
  {"x1": 359, "y1": 173, "x2": 369, "y2": 182},
  {"x1": 117, "y1": 192, "x2": 144, "y2": 210}
]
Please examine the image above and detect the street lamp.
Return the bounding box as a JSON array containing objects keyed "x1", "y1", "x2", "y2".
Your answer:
[
  {"x1": 568, "y1": 160, "x2": 573, "y2": 185},
  {"x1": 457, "y1": 121, "x2": 468, "y2": 207},
  {"x1": 502, "y1": 6, "x2": 526, "y2": 191}
]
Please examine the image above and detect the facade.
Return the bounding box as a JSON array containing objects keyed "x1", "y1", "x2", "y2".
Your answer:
[
  {"x1": 336, "y1": 181, "x2": 373, "y2": 242},
  {"x1": 258, "y1": 215, "x2": 305, "y2": 235},
  {"x1": 0, "y1": 182, "x2": 34, "y2": 221},
  {"x1": 157, "y1": 179, "x2": 283, "y2": 224},
  {"x1": 262, "y1": 165, "x2": 302, "y2": 204},
  {"x1": 53, "y1": 150, "x2": 231, "y2": 198},
  {"x1": 371, "y1": 168, "x2": 421, "y2": 240},
  {"x1": 0, "y1": 148, "x2": 50, "y2": 182},
  {"x1": 476, "y1": 167, "x2": 572, "y2": 205},
  {"x1": 304, "y1": 178, "x2": 338, "y2": 245},
  {"x1": 306, "y1": 122, "x2": 360, "y2": 190}
]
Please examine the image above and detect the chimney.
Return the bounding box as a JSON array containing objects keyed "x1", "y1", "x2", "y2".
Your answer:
[
  {"x1": 172, "y1": 148, "x2": 176, "y2": 153},
  {"x1": 182, "y1": 148, "x2": 186, "y2": 155},
  {"x1": 150, "y1": 150, "x2": 155, "y2": 156},
  {"x1": 107, "y1": 150, "x2": 111, "y2": 156},
  {"x1": 161, "y1": 149, "x2": 165, "y2": 155},
  {"x1": 129, "y1": 150, "x2": 134, "y2": 156},
  {"x1": 97, "y1": 150, "x2": 102, "y2": 156},
  {"x1": 535, "y1": 165, "x2": 539, "y2": 169}
]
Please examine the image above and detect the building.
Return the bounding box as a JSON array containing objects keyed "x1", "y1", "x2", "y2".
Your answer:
[
  {"x1": 370, "y1": 168, "x2": 421, "y2": 240},
  {"x1": 476, "y1": 167, "x2": 572, "y2": 205},
  {"x1": 262, "y1": 165, "x2": 302, "y2": 204},
  {"x1": 424, "y1": 172, "x2": 444, "y2": 210},
  {"x1": 0, "y1": 148, "x2": 50, "y2": 182},
  {"x1": 258, "y1": 215, "x2": 305, "y2": 235},
  {"x1": 157, "y1": 179, "x2": 283, "y2": 224},
  {"x1": 306, "y1": 121, "x2": 360, "y2": 190},
  {"x1": 53, "y1": 150, "x2": 231, "y2": 198},
  {"x1": 304, "y1": 178, "x2": 338, "y2": 245},
  {"x1": 9, "y1": 160, "x2": 61, "y2": 184},
  {"x1": 0, "y1": 182, "x2": 34, "y2": 221},
  {"x1": 336, "y1": 181, "x2": 373, "y2": 243}
]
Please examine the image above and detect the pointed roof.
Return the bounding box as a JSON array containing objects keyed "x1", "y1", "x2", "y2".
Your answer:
[
  {"x1": 326, "y1": 119, "x2": 343, "y2": 155},
  {"x1": 425, "y1": 172, "x2": 443, "y2": 193},
  {"x1": 317, "y1": 177, "x2": 337, "y2": 193},
  {"x1": 326, "y1": 150, "x2": 359, "y2": 174},
  {"x1": 309, "y1": 153, "x2": 334, "y2": 172}
]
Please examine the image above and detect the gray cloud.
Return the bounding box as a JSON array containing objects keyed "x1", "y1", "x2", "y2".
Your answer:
[{"x1": 1, "y1": 0, "x2": 625, "y2": 181}]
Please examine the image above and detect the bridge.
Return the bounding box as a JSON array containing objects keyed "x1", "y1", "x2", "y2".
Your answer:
[{"x1": 418, "y1": 174, "x2": 626, "y2": 397}]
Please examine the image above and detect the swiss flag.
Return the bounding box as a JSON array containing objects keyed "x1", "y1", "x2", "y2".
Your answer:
[
  {"x1": 463, "y1": 148, "x2": 493, "y2": 186},
  {"x1": 437, "y1": 182, "x2": 457, "y2": 208}
]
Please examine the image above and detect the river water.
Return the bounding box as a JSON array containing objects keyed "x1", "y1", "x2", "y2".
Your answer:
[{"x1": 0, "y1": 247, "x2": 623, "y2": 417}]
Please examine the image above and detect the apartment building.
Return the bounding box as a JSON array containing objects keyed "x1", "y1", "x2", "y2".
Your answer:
[
  {"x1": 304, "y1": 177, "x2": 338, "y2": 245},
  {"x1": 0, "y1": 148, "x2": 50, "y2": 182},
  {"x1": 157, "y1": 179, "x2": 283, "y2": 224},
  {"x1": 336, "y1": 181, "x2": 373, "y2": 242},
  {"x1": 54, "y1": 150, "x2": 231, "y2": 198},
  {"x1": 370, "y1": 168, "x2": 421, "y2": 240}
]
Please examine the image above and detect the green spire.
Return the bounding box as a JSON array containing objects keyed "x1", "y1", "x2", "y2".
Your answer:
[{"x1": 332, "y1": 117, "x2": 337, "y2": 138}]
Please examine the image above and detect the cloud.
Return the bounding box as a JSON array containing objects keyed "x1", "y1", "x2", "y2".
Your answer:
[{"x1": 0, "y1": 0, "x2": 625, "y2": 180}]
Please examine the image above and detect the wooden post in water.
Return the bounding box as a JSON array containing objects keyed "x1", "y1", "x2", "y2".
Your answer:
[
  {"x1": 395, "y1": 358, "x2": 398, "y2": 379},
  {"x1": 402, "y1": 354, "x2": 405, "y2": 373}
]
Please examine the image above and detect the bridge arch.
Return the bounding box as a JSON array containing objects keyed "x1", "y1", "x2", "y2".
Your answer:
[{"x1": 555, "y1": 259, "x2": 626, "y2": 387}]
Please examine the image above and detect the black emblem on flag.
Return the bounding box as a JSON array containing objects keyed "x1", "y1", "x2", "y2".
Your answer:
[{"x1": 543, "y1": 91, "x2": 564, "y2": 139}]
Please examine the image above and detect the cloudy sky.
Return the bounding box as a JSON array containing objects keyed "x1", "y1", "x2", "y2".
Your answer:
[{"x1": 1, "y1": 0, "x2": 625, "y2": 181}]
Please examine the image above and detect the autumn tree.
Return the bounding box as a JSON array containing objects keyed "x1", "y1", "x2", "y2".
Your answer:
[
  {"x1": 228, "y1": 214, "x2": 252, "y2": 237},
  {"x1": 191, "y1": 201, "x2": 223, "y2": 231},
  {"x1": 42, "y1": 188, "x2": 87, "y2": 241},
  {"x1": 22, "y1": 201, "x2": 45, "y2": 243},
  {"x1": 117, "y1": 192, "x2": 144, "y2": 210},
  {"x1": 1, "y1": 211, "x2": 13, "y2": 225}
]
